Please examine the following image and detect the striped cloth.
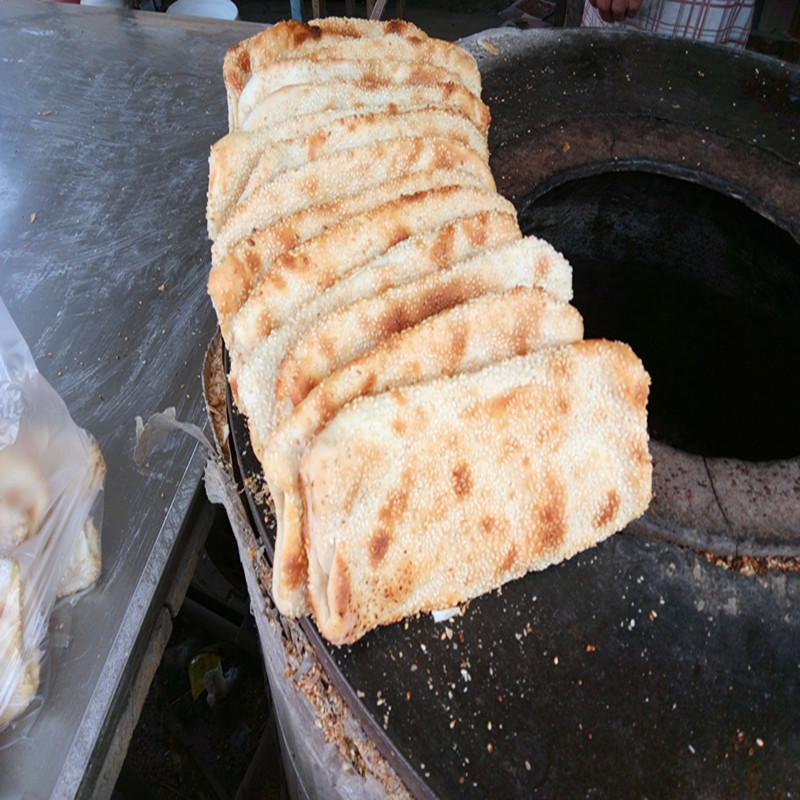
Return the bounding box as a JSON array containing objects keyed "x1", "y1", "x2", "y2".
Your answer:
[{"x1": 582, "y1": 0, "x2": 756, "y2": 47}]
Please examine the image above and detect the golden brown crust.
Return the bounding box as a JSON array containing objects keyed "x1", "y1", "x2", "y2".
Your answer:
[
  {"x1": 223, "y1": 18, "x2": 477, "y2": 97},
  {"x1": 301, "y1": 340, "x2": 651, "y2": 645},
  {"x1": 235, "y1": 59, "x2": 482, "y2": 131},
  {"x1": 239, "y1": 80, "x2": 490, "y2": 137},
  {"x1": 226, "y1": 186, "x2": 515, "y2": 354},
  {"x1": 207, "y1": 107, "x2": 489, "y2": 241},
  {"x1": 263, "y1": 287, "x2": 583, "y2": 617},
  {"x1": 271, "y1": 236, "x2": 573, "y2": 411},
  {"x1": 211, "y1": 136, "x2": 495, "y2": 264},
  {"x1": 206, "y1": 21, "x2": 652, "y2": 642},
  {"x1": 224, "y1": 19, "x2": 428, "y2": 96},
  {"x1": 230, "y1": 210, "x2": 522, "y2": 426},
  {"x1": 223, "y1": 20, "x2": 482, "y2": 134},
  {"x1": 208, "y1": 171, "x2": 502, "y2": 332}
]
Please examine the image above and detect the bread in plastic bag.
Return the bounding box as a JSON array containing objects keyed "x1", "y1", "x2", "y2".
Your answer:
[{"x1": 0, "y1": 297, "x2": 105, "y2": 734}]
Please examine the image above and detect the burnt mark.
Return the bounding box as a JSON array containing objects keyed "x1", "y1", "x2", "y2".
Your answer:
[
  {"x1": 594, "y1": 489, "x2": 621, "y2": 530},
  {"x1": 387, "y1": 19, "x2": 411, "y2": 35},
  {"x1": 422, "y1": 280, "x2": 472, "y2": 318},
  {"x1": 290, "y1": 21, "x2": 322, "y2": 46},
  {"x1": 275, "y1": 363, "x2": 309, "y2": 408},
  {"x1": 331, "y1": 553, "x2": 352, "y2": 618},
  {"x1": 276, "y1": 224, "x2": 301, "y2": 253},
  {"x1": 243, "y1": 247, "x2": 261, "y2": 279},
  {"x1": 449, "y1": 321, "x2": 469, "y2": 364},
  {"x1": 388, "y1": 225, "x2": 412, "y2": 250},
  {"x1": 465, "y1": 212, "x2": 492, "y2": 246},
  {"x1": 360, "y1": 370, "x2": 378, "y2": 397},
  {"x1": 281, "y1": 252, "x2": 311, "y2": 274},
  {"x1": 314, "y1": 387, "x2": 337, "y2": 428},
  {"x1": 380, "y1": 305, "x2": 414, "y2": 338},
  {"x1": 368, "y1": 487, "x2": 410, "y2": 568},
  {"x1": 480, "y1": 386, "x2": 528, "y2": 422},
  {"x1": 391, "y1": 416, "x2": 408, "y2": 436},
  {"x1": 376, "y1": 277, "x2": 470, "y2": 342},
  {"x1": 480, "y1": 515, "x2": 496, "y2": 535},
  {"x1": 260, "y1": 310, "x2": 274, "y2": 339},
  {"x1": 500, "y1": 543, "x2": 518, "y2": 573},
  {"x1": 379, "y1": 488, "x2": 410, "y2": 528},
  {"x1": 266, "y1": 266, "x2": 287, "y2": 292},
  {"x1": 511, "y1": 301, "x2": 542, "y2": 355},
  {"x1": 225, "y1": 47, "x2": 250, "y2": 93},
  {"x1": 631, "y1": 441, "x2": 651, "y2": 470},
  {"x1": 451, "y1": 463, "x2": 473, "y2": 499},
  {"x1": 282, "y1": 548, "x2": 306, "y2": 591},
  {"x1": 306, "y1": 130, "x2": 329, "y2": 161},
  {"x1": 533, "y1": 473, "x2": 567, "y2": 553},
  {"x1": 380, "y1": 561, "x2": 415, "y2": 605},
  {"x1": 369, "y1": 528, "x2": 392, "y2": 567},
  {"x1": 431, "y1": 225, "x2": 456, "y2": 268}
]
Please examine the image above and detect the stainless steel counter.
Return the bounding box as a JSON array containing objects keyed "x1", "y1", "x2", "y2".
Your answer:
[{"x1": 0, "y1": 2, "x2": 262, "y2": 797}]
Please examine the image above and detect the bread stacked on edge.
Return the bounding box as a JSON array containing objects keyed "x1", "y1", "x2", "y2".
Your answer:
[{"x1": 207, "y1": 18, "x2": 652, "y2": 646}]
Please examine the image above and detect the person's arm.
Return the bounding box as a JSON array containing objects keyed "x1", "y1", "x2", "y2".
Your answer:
[{"x1": 588, "y1": 0, "x2": 643, "y2": 21}]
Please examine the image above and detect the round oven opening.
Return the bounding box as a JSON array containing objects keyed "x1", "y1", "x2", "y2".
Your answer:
[{"x1": 517, "y1": 170, "x2": 800, "y2": 463}]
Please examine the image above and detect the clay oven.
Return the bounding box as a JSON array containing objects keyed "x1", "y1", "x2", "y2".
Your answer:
[{"x1": 465, "y1": 28, "x2": 800, "y2": 560}]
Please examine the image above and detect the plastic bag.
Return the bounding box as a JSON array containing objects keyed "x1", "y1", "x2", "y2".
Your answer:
[{"x1": 0, "y1": 297, "x2": 105, "y2": 736}]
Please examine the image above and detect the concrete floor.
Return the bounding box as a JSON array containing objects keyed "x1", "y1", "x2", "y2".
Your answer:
[{"x1": 113, "y1": 509, "x2": 280, "y2": 800}]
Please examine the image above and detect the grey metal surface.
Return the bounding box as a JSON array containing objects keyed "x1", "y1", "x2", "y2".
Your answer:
[{"x1": 0, "y1": 2, "x2": 262, "y2": 797}]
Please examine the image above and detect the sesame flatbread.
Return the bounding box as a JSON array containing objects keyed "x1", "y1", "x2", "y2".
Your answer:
[
  {"x1": 262, "y1": 288, "x2": 584, "y2": 617},
  {"x1": 236, "y1": 59, "x2": 481, "y2": 131},
  {"x1": 223, "y1": 19, "x2": 481, "y2": 126},
  {"x1": 227, "y1": 186, "x2": 516, "y2": 352},
  {"x1": 228, "y1": 210, "x2": 524, "y2": 432},
  {"x1": 207, "y1": 107, "x2": 489, "y2": 240},
  {"x1": 240, "y1": 80, "x2": 490, "y2": 135},
  {"x1": 300, "y1": 339, "x2": 652, "y2": 644},
  {"x1": 209, "y1": 172, "x2": 505, "y2": 337},
  {"x1": 212, "y1": 136, "x2": 495, "y2": 261},
  {"x1": 206, "y1": 20, "x2": 652, "y2": 646},
  {"x1": 271, "y1": 235, "x2": 574, "y2": 415}
]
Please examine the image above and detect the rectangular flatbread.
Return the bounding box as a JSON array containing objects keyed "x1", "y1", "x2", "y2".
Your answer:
[
  {"x1": 240, "y1": 80, "x2": 490, "y2": 136},
  {"x1": 231, "y1": 232, "x2": 571, "y2": 432},
  {"x1": 211, "y1": 136, "x2": 495, "y2": 261},
  {"x1": 271, "y1": 234, "x2": 574, "y2": 414},
  {"x1": 206, "y1": 20, "x2": 652, "y2": 647},
  {"x1": 207, "y1": 108, "x2": 489, "y2": 240},
  {"x1": 211, "y1": 171, "x2": 502, "y2": 346},
  {"x1": 223, "y1": 19, "x2": 482, "y2": 127},
  {"x1": 236, "y1": 59, "x2": 481, "y2": 129},
  {"x1": 228, "y1": 211, "x2": 522, "y2": 432},
  {"x1": 263, "y1": 287, "x2": 585, "y2": 617},
  {"x1": 227, "y1": 186, "x2": 516, "y2": 351},
  {"x1": 300, "y1": 339, "x2": 652, "y2": 644},
  {"x1": 226, "y1": 19, "x2": 479, "y2": 91}
]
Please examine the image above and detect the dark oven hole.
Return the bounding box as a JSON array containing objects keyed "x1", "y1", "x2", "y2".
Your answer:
[{"x1": 517, "y1": 171, "x2": 800, "y2": 463}]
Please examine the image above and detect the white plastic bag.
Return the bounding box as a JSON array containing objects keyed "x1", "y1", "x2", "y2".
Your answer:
[{"x1": 0, "y1": 297, "x2": 105, "y2": 735}]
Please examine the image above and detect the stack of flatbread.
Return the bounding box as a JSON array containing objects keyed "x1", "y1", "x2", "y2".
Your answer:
[{"x1": 207, "y1": 18, "x2": 652, "y2": 646}]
